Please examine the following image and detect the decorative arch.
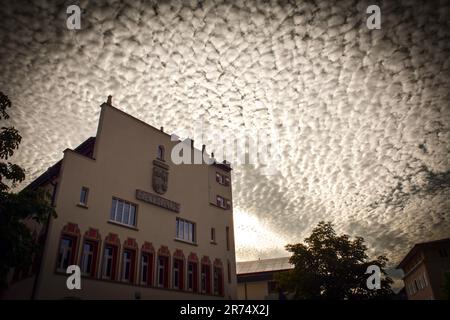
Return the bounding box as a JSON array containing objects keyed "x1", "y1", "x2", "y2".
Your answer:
[
  {"x1": 213, "y1": 258, "x2": 223, "y2": 268},
  {"x1": 104, "y1": 233, "x2": 120, "y2": 247},
  {"x1": 200, "y1": 255, "x2": 212, "y2": 294},
  {"x1": 84, "y1": 228, "x2": 101, "y2": 241},
  {"x1": 101, "y1": 233, "x2": 121, "y2": 280},
  {"x1": 140, "y1": 242, "x2": 155, "y2": 287},
  {"x1": 157, "y1": 246, "x2": 171, "y2": 288},
  {"x1": 56, "y1": 223, "x2": 81, "y2": 273},
  {"x1": 62, "y1": 222, "x2": 80, "y2": 236},
  {"x1": 187, "y1": 252, "x2": 199, "y2": 293},
  {"x1": 213, "y1": 258, "x2": 224, "y2": 295},
  {"x1": 123, "y1": 237, "x2": 138, "y2": 250},
  {"x1": 141, "y1": 241, "x2": 154, "y2": 253},
  {"x1": 173, "y1": 249, "x2": 185, "y2": 290},
  {"x1": 80, "y1": 228, "x2": 101, "y2": 278},
  {"x1": 121, "y1": 238, "x2": 138, "y2": 283},
  {"x1": 188, "y1": 252, "x2": 199, "y2": 263}
]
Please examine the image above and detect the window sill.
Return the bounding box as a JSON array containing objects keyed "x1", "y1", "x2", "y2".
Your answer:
[
  {"x1": 174, "y1": 238, "x2": 198, "y2": 246},
  {"x1": 210, "y1": 203, "x2": 231, "y2": 210},
  {"x1": 108, "y1": 220, "x2": 139, "y2": 231},
  {"x1": 76, "y1": 203, "x2": 89, "y2": 209},
  {"x1": 210, "y1": 241, "x2": 217, "y2": 245}
]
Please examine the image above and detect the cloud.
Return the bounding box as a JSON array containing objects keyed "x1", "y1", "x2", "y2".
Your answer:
[{"x1": 1, "y1": 0, "x2": 449, "y2": 277}]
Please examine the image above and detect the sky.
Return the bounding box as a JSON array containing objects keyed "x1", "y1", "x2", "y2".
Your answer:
[{"x1": 1, "y1": 0, "x2": 449, "y2": 284}]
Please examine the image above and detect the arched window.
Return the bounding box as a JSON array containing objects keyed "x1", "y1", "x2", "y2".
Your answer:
[{"x1": 157, "y1": 145, "x2": 165, "y2": 161}]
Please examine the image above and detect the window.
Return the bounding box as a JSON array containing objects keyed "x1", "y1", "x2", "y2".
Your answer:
[
  {"x1": 157, "y1": 145, "x2": 165, "y2": 161},
  {"x1": 102, "y1": 245, "x2": 118, "y2": 280},
  {"x1": 79, "y1": 187, "x2": 89, "y2": 206},
  {"x1": 227, "y1": 260, "x2": 231, "y2": 284},
  {"x1": 201, "y1": 264, "x2": 211, "y2": 294},
  {"x1": 211, "y1": 228, "x2": 216, "y2": 243},
  {"x1": 173, "y1": 260, "x2": 180, "y2": 289},
  {"x1": 216, "y1": 195, "x2": 231, "y2": 209},
  {"x1": 57, "y1": 236, "x2": 76, "y2": 272},
  {"x1": 226, "y1": 227, "x2": 230, "y2": 251},
  {"x1": 110, "y1": 198, "x2": 137, "y2": 227},
  {"x1": 121, "y1": 249, "x2": 136, "y2": 283},
  {"x1": 173, "y1": 258, "x2": 184, "y2": 290},
  {"x1": 216, "y1": 196, "x2": 224, "y2": 208},
  {"x1": 216, "y1": 172, "x2": 230, "y2": 186},
  {"x1": 157, "y1": 256, "x2": 169, "y2": 288},
  {"x1": 213, "y1": 266, "x2": 223, "y2": 295},
  {"x1": 176, "y1": 218, "x2": 196, "y2": 243},
  {"x1": 140, "y1": 253, "x2": 153, "y2": 286},
  {"x1": 80, "y1": 241, "x2": 98, "y2": 276},
  {"x1": 187, "y1": 261, "x2": 198, "y2": 292}
]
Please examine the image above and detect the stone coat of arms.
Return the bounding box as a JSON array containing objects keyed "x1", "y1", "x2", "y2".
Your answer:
[{"x1": 152, "y1": 164, "x2": 168, "y2": 194}]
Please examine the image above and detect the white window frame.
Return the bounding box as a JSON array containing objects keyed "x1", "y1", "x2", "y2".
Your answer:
[
  {"x1": 140, "y1": 253, "x2": 149, "y2": 285},
  {"x1": 110, "y1": 197, "x2": 137, "y2": 227},
  {"x1": 57, "y1": 237, "x2": 73, "y2": 272},
  {"x1": 158, "y1": 256, "x2": 166, "y2": 287},
  {"x1": 176, "y1": 218, "x2": 196, "y2": 243},
  {"x1": 102, "y1": 246, "x2": 114, "y2": 279},
  {"x1": 173, "y1": 259, "x2": 180, "y2": 289},
  {"x1": 121, "y1": 250, "x2": 133, "y2": 282},
  {"x1": 187, "y1": 262, "x2": 194, "y2": 291},
  {"x1": 79, "y1": 186, "x2": 89, "y2": 205},
  {"x1": 81, "y1": 241, "x2": 94, "y2": 275}
]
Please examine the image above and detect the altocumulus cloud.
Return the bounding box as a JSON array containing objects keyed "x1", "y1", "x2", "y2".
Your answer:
[{"x1": 0, "y1": 0, "x2": 449, "y2": 271}]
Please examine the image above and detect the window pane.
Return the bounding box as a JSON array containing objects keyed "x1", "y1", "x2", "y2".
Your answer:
[
  {"x1": 123, "y1": 203, "x2": 130, "y2": 225},
  {"x1": 103, "y1": 247, "x2": 113, "y2": 278},
  {"x1": 117, "y1": 201, "x2": 124, "y2": 222},
  {"x1": 179, "y1": 220, "x2": 184, "y2": 239},
  {"x1": 189, "y1": 223, "x2": 193, "y2": 242},
  {"x1": 110, "y1": 199, "x2": 117, "y2": 220},
  {"x1": 184, "y1": 222, "x2": 189, "y2": 241},
  {"x1": 176, "y1": 219, "x2": 179, "y2": 238},
  {"x1": 81, "y1": 242, "x2": 93, "y2": 274},
  {"x1": 80, "y1": 187, "x2": 88, "y2": 204},
  {"x1": 129, "y1": 205, "x2": 136, "y2": 226}
]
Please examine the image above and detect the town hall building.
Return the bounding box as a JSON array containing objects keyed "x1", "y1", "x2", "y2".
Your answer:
[{"x1": 3, "y1": 97, "x2": 237, "y2": 299}]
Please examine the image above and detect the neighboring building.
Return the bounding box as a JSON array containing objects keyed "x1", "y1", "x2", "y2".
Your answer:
[
  {"x1": 397, "y1": 237, "x2": 450, "y2": 300},
  {"x1": 2, "y1": 98, "x2": 237, "y2": 299},
  {"x1": 236, "y1": 257, "x2": 293, "y2": 300}
]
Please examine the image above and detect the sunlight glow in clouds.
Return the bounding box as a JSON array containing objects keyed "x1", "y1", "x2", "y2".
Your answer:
[{"x1": 234, "y1": 209, "x2": 289, "y2": 261}]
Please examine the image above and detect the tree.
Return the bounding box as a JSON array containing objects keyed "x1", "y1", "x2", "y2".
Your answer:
[
  {"x1": 0, "y1": 92, "x2": 56, "y2": 289},
  {"x1": 276, "y1": 221, "x2": 394, "y2": 299}
]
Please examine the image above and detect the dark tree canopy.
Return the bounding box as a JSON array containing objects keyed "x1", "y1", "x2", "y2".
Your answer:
[
  {"x1": 0, "y1": 91, "x2": 56, "y2": 289},
  {"x1": 276, "y1": 221, "x2": 394, "y2": 299}
]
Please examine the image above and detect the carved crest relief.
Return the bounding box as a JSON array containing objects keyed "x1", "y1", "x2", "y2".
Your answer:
[{"x1": 152, "y1": 160, "x2": 169, "y2": 194}]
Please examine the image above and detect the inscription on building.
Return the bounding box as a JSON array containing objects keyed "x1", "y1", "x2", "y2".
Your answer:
[{"x1": 136, "y1": 189, "x2": 180, "y2": 213}]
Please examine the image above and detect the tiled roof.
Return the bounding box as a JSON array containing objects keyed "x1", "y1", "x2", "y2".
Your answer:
[
  {"x1": 25, "y1": 137, "x2": 95, "y2": 191},
  {"x1": 236, "y1": 257, "x2": 293, "y2": 275}
]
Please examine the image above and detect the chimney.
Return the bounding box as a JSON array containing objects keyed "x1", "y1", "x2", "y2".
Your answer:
[
  {"x1": 191, "y1": 139, "x2": 194, "y2": 148},
  {"x1": 211, "y1": 152, "x2": 214, "y2": 158},
  {"x1": 106, "y1": 95, "x2": 112, "y2": 105},
  {"x1": 202, "y1": 144, "x2": 206, "y2": 152},
  {"x1": 160, "y1": 126, "x2": 164, "y2": 132}
]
